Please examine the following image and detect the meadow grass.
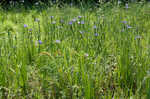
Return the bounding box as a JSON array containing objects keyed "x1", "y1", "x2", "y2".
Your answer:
[{"x1": 0, "y1": 3, "x2": 150, "y2": 99}]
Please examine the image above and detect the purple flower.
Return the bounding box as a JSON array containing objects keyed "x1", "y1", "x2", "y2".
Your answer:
[
  {"x1": 24, "y1": 24, "x2": 27, "y2": 28},
  {"x1": 78, "y1": 21, "x2": 80, "y2": 24},
  {"x1": 84, "y1": 53, "x2": 89, "y2": 57},
  {"x1": 93, "y1": 25, "x2": 97, "y2": 29},
  {"x1": 79, "y1": 31, "x2": 84, "y2": 34},
  {"x1": 125, "y1": 4, "x2": 129, "y2": 9},
  {"x1": 72, "y1": 18, "x2": 77, "y2": 22},
  {"x1": 81, "y1": 21, "x2": 84, "y2": 24},
  {"x1": 38, "y1": 40, "x2": 42, "y2": 44},
  {"x1": 69, "y1": 21, "x2": 73, "y2": 25},
  {"x1": 126, "y1": 25, "x2": 132, "y2": 29},
  {"x1": 95, "y1": 33, "x2": 99, "y2": 36},
  {"x1": 50, "y1": 16, "x2": 54, "y2": 19},
  {"x1": 29, "y1": 28, "x2": 32, "y2": 31},
  {"x1": 78, "y1": 16, "x2": 82, "y2": 18},
  {"x1": 55, "y1": 40, "x2": 61, "y2": 43},
  {"x1": 122, "y1": 21, "x2": 127, "y2": 24}
]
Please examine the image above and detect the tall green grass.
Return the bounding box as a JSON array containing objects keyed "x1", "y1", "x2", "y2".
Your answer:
[{"x1": 0, "y1": 3, "x2": 150, "y2": 99}]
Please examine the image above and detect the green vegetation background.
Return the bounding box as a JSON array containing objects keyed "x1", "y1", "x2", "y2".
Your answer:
[{"x1": 0, "y1": 1, "x2": 150, "y2": 99}]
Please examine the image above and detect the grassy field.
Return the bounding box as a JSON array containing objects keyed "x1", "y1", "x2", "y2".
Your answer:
[{"x1": 0, "y1": 3, "x2": 150, "y2": 99}]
